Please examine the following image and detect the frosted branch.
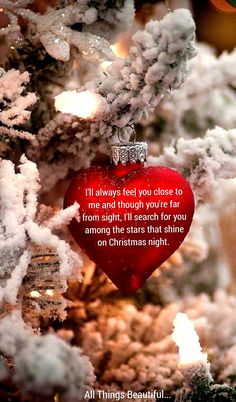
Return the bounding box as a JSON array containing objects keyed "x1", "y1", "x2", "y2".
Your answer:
[
  {"x1": 219, "y1": 48, "x2": 236, "y2": 89},
  {"x1": 82, "y1": 0, "x2": 135, "y2": 42},
  {"x1": 0, "y1": 310, "x2": 33, "y2": 357},
  {"x1": 0, "y1": 156, "x2": 82, "y2": 309},
  {"x1": 85, "y1": 8, "x2": 196, "y2": 131},
  {"x1": 148, "y1": 127, "x2": 236, "y2": 202},
  {"x1": 27, "y1": 222, "x2": 81, "y2": 279},
  {"x1": 0, "y1": 311, "x2": 95, "y2": 400},
  {"x1": 0, "y1": 68, "x2": 36, "y2": 141},
  {"x1": 157, "y1": 46, "x2": 236, "y2": 139},
  {"x1": 0, "y1": 127, "x2": 34, "y2": 141},
  {"x1": 3, "y1": 251, "x2": 31, "y2": 305},
  {"x1": 14, "y1": 334, "x2": 95, "y2": 400},
  {"x1": 1, "y1": 0, "x2": 134, "y2": 62},
  {"x1": 46, "y1": 203, "x2": 80, "y2": 230},
  {"x1": 26, "y1": 113, "x2": 100, "y2": 192}
]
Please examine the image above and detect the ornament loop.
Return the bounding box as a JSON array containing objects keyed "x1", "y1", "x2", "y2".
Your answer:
[
  {"x1": 117, "y1": 129, "x2": 127, "y2": 143},
  {"x1": 116, "y1": 125, "x2": 136, "y2": 143},
  {"x1": 110, "y1": 142, "x2": 148, "y2": 166},
  {"x1": 116, "y1": 125, "x2": 137, "y2": 144}
]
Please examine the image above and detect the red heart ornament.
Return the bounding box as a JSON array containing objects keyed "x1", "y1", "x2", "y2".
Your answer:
[{"x1": 64, "y1": 162, "x2": 194, "y2": 294}]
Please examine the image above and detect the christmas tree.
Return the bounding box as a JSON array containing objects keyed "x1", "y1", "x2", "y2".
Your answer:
[{"x1": 0, "y1": 1, "x2": 236, "y2": 401}]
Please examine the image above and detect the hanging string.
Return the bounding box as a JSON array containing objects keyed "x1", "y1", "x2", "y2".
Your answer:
[
  {"x1": 117, "y1": 128, "x2": 126, "y2": 143},
  {"x1": 165, "y1": 0, "x2": 172, "y2": 12},
  {"x1": 129, "y1": 124, "x2": 137, "y2": 143}
]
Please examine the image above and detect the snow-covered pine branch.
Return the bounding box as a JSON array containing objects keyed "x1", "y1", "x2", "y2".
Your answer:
[
  {"x1": 86, "y1": 8, "x2": 196, "y2": 132},
  {"x1": 82, "y1": 0, "x2": 135, "y2": 42},
  {"x1": 155, "y1": 46, "x2": 236, "y2": 139},
  {"x1": 148, "y1": 126, "x2": 236, "y2": 202},
  {"x1": 0, "y1": 155, "x2": 82, "y2": 310},
  {"x1": 0, "y1": 68, "x2": 36, "y2": 140}
]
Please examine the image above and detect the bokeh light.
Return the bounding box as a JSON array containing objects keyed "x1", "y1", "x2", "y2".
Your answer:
[{"x1": 210, "y1": 0, "x2": 236, "y2": 13}]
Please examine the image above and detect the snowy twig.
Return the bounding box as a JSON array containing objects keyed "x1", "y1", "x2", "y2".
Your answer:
[
  {"x1": 85, "y1": 8, "x2": 196, "y2": 131},
  {"x1": 157, "y1": 46, "x2": 236, "y2": 139},
  {"x1": 0, "y1": 68, "x2": 36, "y2": 141},
  {"x1": 1, "y1": 0, "x2": 135, "y2": 62},
  {"x1": 0, "y1": 126, "x2": 34, "y2": 141},
  {"x1": 148, "y1": 126, "x2": 236, "y2": 202},
  {"x1": 46, "y1": 203, "x2": 80, "y2": 230},
  {"x1": 0, "y1": 155, "x2": 82, "y2": 308}
]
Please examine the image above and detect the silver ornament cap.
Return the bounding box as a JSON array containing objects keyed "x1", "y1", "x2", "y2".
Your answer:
[{"x1": 110, "y1": 142, "x2": 148, "y2": 166}]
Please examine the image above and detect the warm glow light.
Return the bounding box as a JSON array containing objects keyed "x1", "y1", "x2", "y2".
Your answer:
[
  {"x1": 172, "y1": 313, "x2": 208, "y2": 365},
  {"x1": 54, "y1": 393, "x2": 60, "y2": 402},
  {"x1": 30, "y1": 290, "x2": 41, "y2": 298},
  {"x1": 55, "y1": 90, "x2": 100, "y2": 118},
  {"x1": 100, "y1": 60, "x2": 112, "y2": 72},
  {"x1": 110, "y1": 42, "x2": 128, "y2": 58},
  {"x1": 45, "y1": 289, "x2": 54, "y2": 296}
]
